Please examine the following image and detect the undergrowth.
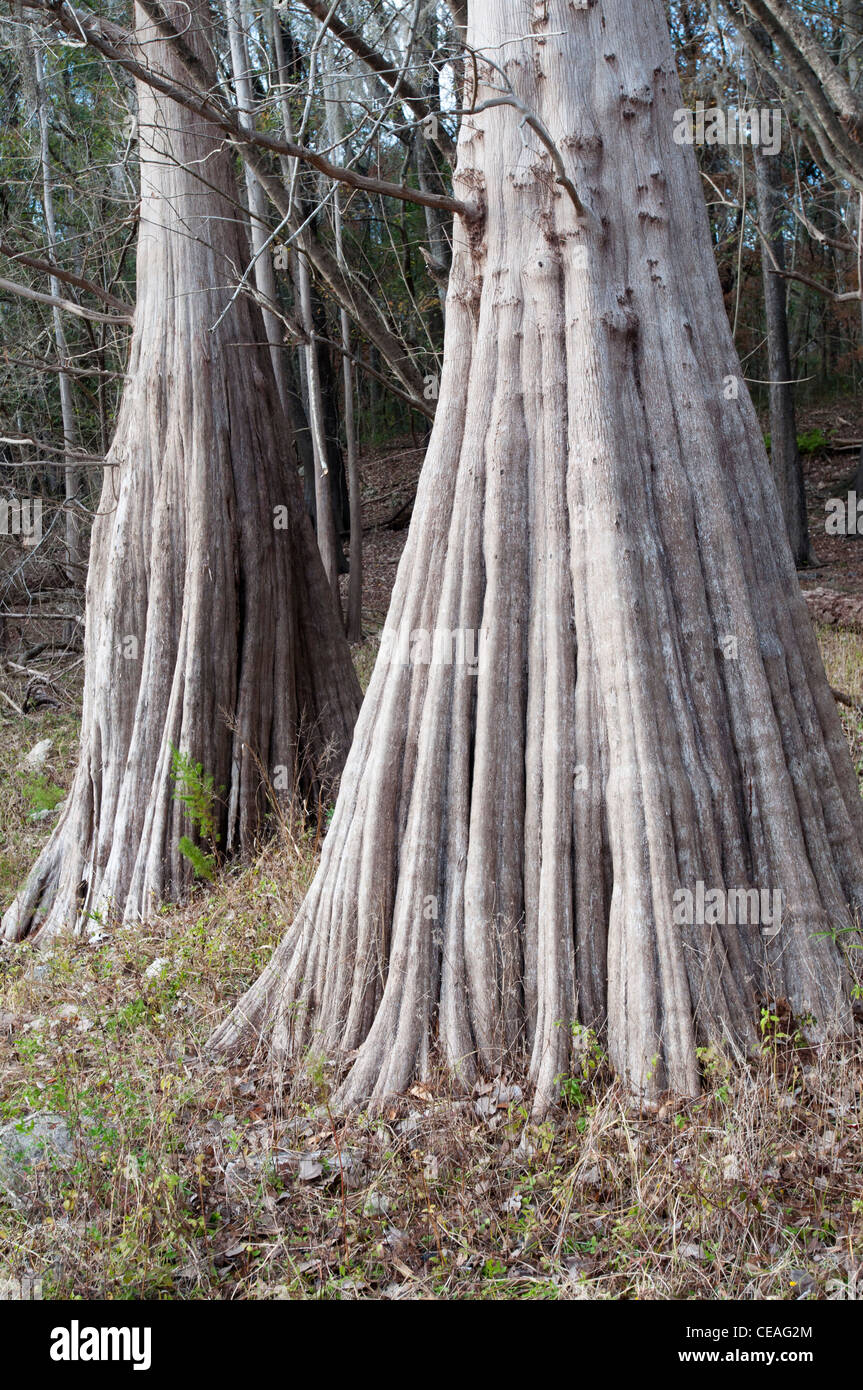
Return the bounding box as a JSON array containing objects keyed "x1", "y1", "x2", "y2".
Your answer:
[{"x1": 0, "y1": 629, "x2": 861, "y2": 1300}]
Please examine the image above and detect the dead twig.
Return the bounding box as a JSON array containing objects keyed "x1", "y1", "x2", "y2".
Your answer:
[{"x1": 0, "y1": 686, "x2": 26, "y2": 717}]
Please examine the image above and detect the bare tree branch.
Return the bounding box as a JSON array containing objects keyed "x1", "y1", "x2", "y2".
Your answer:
[
  {"x1": 0, "y1": 275, "x2": 132, "y2": 325},
  {"x1": 735, "y1": 0, "x2": 863, "y2": 188},
  {"x1": 0, "y1": 237, "x2": 134, "y2": 315},
  {"x1": 753, "y1": 0, "x2": 863, "y2": 134},
  {"x1": 34, "y1": 1, "x2": 477, "y2": 221},
  {"x1": 295, "y1": 0, "x2": 457, "y2": 161},
  {"x1": 22, "y1": 0, "x2": 441, "y2": 412}
]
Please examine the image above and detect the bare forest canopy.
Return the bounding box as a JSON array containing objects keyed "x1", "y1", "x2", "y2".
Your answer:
[{"x1": 3, "y1": 0, "x2": 863, "y2": 524}]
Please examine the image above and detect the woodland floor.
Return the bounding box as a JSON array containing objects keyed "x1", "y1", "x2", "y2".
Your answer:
[
  {"x1": 1, "y1": 424, "x2": 862, "y2": 1300},
  {"x1": 798, "y1": 396, "x2": 863, "y2": 631}
]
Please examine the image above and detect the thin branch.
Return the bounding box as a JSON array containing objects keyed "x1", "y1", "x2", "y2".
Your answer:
[
  {"x1": 458, "y1": 44, "x2": 592, "y2": 221},
  {"x1": 736, "y1": 1, "x2": 863, "y2": 188},
  {"x1": 1, "y1": 352, "x2": 123, "y2": 380},
  {"x1": 0, "y1": 688, "x2": 26, "y2": 717},
  {"x1": 295, "y1": 0, "x2": 457, "y2": 161},
  {"x1": 0, "y1": 237, "x2": 134, "y2": 315},
  {"x1": 470, "y1": 94, "x2": 589, "y2": 218},
  {"x1": 36, "y1": 1, "x2": 478, "y2": 223},
  {"x1": 0, "y1": 434, "x2": 105, "y2": 463},
  {"x1": 751, "y1": 0, "x2": 863, "y2": 135},
  {"x1": 312, "y1": 330, "x2": 434, "y2": 418},
  {"x1": 24, "y1": 0, "x2": 440, "y2": 411},
  {"x1": 0, "y1": 275, "x2": 132, "y2": 325},
  {"x1": 1, "y1": 614, "x2": 82, "y2": 625}
]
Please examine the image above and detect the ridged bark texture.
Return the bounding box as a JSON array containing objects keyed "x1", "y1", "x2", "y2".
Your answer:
[
  {"x1": 210, "y1": 0, "x2": 863, "y2": 1108},
  {"x1": 2, "y1": 4, "x2": 360, "y2": 945}
]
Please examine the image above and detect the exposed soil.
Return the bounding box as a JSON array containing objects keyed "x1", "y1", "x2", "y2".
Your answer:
[
  {"x1": 799, "y1": 400, "x2": 863, "y2": 631},
  {"x1": 337, "y1": 441, "x2": 423, "y2": 635}
]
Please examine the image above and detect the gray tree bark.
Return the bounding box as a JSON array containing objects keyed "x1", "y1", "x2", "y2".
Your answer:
[
  {"x1": 225, "y1": 0, "x2": 289, "y2": 415},
  {"x1": 2, "y1": 2, "x2": 360, "y2": 945},
  {"x1": 211, "y1": 0, "x2": 863, "y2": 1109},
  {"x1": 840, "y1": 0, "x2": 863, "y2": 498}
]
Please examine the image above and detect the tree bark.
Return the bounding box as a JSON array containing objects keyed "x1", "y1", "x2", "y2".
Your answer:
[
  {"x1": 210, "y1": 0, "x2": 863, "y2": 1108},
  {"x1": 224, "y1": 0, "x2": 289, "y2": 415},
  {"x1": 2, "y1": 2, "x2": 360, "y2": 946},
  {"x1": 328, "y1": 87, "x2": 363, "y2": 642},
  {"x1": 841, "y1": 2, "x2": 863, "y2": 498}
]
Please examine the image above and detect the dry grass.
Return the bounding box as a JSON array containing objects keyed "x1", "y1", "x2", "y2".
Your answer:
[
  {"x1": 1, "y1": 898, "x2": 861, "y2": 1301},
  {"x1": 0, "y1": 708, "x2": 80, "y2": 905},
  {"x1": 0, "y1": 627, "x2": 861, "y2": 1300}
]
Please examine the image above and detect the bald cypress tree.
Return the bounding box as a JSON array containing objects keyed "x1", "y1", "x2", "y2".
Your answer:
[{"x1": 3, "y1": 3, "x2": 360, "y2": 944}]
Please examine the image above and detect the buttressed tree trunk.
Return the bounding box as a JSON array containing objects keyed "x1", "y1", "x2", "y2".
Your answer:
[
  {"x1": 2, "y1": 3, "x2": 360, "y2": 946},
  {"x1": 211, "y1": 0, "x2": 863, "y2": 1109}
]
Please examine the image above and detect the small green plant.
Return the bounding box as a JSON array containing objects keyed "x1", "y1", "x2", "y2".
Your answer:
[
  {"x1": 555, "y1": 1023, "x2": 605, "y2": 1109},
  {"x1": 21, "y1": 772, "x2": 66, "y2": 814},
  {"x1": 761, "y1": 425, "x2": 833, "y2": 458},
  {"x1": 177, "y1": 836, "x2": 215, "y2": 882},
  {"x1": 796, "y1": 427, "x2": 831, "y2": 455},
  {"x1": 169, "y1": 746, "x2": 220, "y2": 882},
  {"x1": 558, "y1": 1074, "x2": 587, "y2": 1108},
  {"x1": 764, "y1": 428, "x2": 831, "y2": 456},
  {"x1": 759, "y1": 1004, "x2": 789, "y2": 1047}
]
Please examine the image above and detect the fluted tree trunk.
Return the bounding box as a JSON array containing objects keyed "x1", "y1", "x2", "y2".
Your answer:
[
  {"x1": 211, "y1": 0, "x2": 863, "y2": 1109},
  {"x1": 2, "y1": 3, "x2": 360, "y2": 946}
]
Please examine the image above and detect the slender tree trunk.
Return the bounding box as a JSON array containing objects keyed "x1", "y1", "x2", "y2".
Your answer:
[
  {"x1": 417, "y1": 4, "x2": 451, "y2": 325},
  {"x1": 340, "y1": 297, "x2": 362, "y2": 642},
  {"x1": 842, "y1": 6, "x2": 863, "y2": 495},
  {"x1": 268, "y1": 11, "x2": 341, "y2": 607},
  {"x1": 418, "y1": 138, "x2": 450, "y2": 329},
  {"x1": 748, "y1": 46, "x2": 814, "y2": 566},
  {"x1": 225, "y1": 0, "x2": 289, "y2": 415},
  {"x1": 33, "y1": 44, "x2": 81, "y2": 617},
  {"x1": 330, "y1": 130, "x2": 363, "y2": 641},
  {"x1": 298, "y1": 257, "x2": 341, "y2": 612},
  {"x1": 314, "y1": 314, "x2": 351, "y2": 537},
  {"x1": 853, "y1": 332, "x2": 863, "y2": 493},
  {"x1": 263, "y1": 9, "x2": 318, "y2": 490},
  {"x1": 325, "y1": 72, "x2": 362, "y2": 637},
  {"x1": 211, "y1": 0, "x2": 863, "y2": 1108},
  {"x1": 2, "y1": 3, "x2": 360, "y2": 946}
]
